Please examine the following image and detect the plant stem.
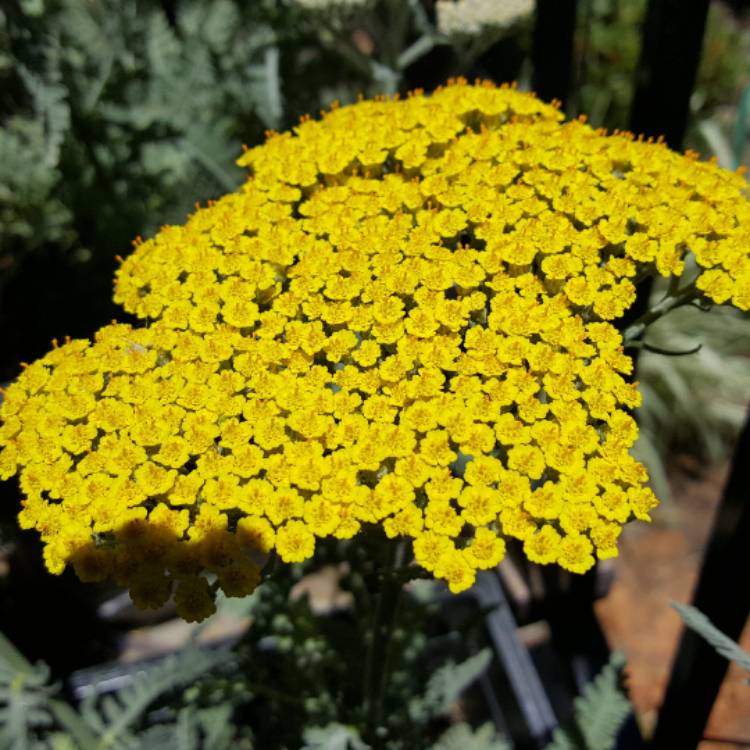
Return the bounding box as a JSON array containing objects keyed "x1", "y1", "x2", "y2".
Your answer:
[
  {"x1": 622, "y1": 281, "x2": 699, "y2": 344},
  {"x1": 363, "y1": 538, "x2": 406, "y2": 746}
]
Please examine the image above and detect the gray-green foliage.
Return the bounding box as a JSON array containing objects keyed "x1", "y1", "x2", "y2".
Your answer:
[
  {"x1": 432, "y1": 723, "x2": 511, "y2": 750},
  {"x1": 544, "y1": 652, "x2": 631, "y2": 750},
  {"x1": 574, "y1": 0, "x2": 750, "y2": 133},
  {"x1": 0, "y1": 0, "x2": 281, "y2": 267},
  {"x1": 65, "y1": 0, "x2": 282, "y2": 199},
  {"x1": 291, "y1": 0, "x2": 447, "y2": 97},
  {"x1": 0, "y1": 619, "x2": 636, "y2": 750},
  {"x1": 137, "y1": 705, "x2": 238, "y2": 750},
  {"x1": 302, "y1": 723, "x2": 370, "y2": 750},
  {"x1": 409, "y1": 648, "x2": 492, "y2": 722},
  {"x1": 0, "y1": 630, "x2": 237, "y2": 750},
  {"x1": 632, "y1": 294, "x2": 750, "y2": 504},
  {"x1": 298, "y1": 721, "x2": 512, "y2": 750},
  {"x1": 0, "y1": 630, "x2": 59, "y2": 750},
  {"x1": 0, "y1": 115, "x2": 73, "y2": 256},
  {"x1": 15, "y1": 62, "x2": 70, "y2": 170},
  {"x1": 0, "y1": 40, "x2": 73, "y2": 259},
  {"x1": 302, "y1": 721, "x2": 512, "y2": 750},
  {"x1": 286, "y1": 652, "x2": 632, "y2": 750},
  {"x1": 672, "y1": 602, "x2": 750, "y2": 679},
  {"x1": 0, "y1": 554, "x2": 503, "y2": 750},
  {"x1": 0, "y1": 0, "x2": 531, "y2": 276}
]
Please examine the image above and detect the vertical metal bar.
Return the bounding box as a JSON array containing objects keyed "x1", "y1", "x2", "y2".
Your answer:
[
  {"x1": 531, "y1": 0, "x2": 578, "y2": 108},
  {"x1": 474, "y1": 572, "x2": 559, "y2": 744},
  {"x1": 623, "y1": 0, "x2": 711, "y2": 358},
  {"x1": 650, "y1": 407, "x2": 750, "y2": 750},
  {"x1": 629, "y1": 0, "x2": 710, "y2": 148}
]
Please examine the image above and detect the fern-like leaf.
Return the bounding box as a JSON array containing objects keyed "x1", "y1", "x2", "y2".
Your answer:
[
  {"x1": 16, "y1": 63, "x2": 70, "y2": 168},
  {"x1": 79, "y1": 647, "x2": 232, "y2": 750},
  {"x1": 173, "y1": 707, "x2": 200, "y2": 750},
  {"x1": 409, "y1": 648, "x2": 492, "y2": 722},
  {"x1": 544, "y1": 652, "x2": 631, "y2": 750},
  {"x1": 197, "y1": 0, "x2": 241, "y2": 51},
  {"x1": 302, "y1": 723, "x2": 369, "y2": 750},
  {"x1": 0, "y1": 630, "x2": 57, "y2": 750},
  {"x1": 133, "y1": 704, "x2": 238, "y2": 750},
  {"x1": 431, "y1": 722, "x2": 511, "y2": 750},
  {"x1": 197, "y1": 705, "x2": 237, "y2": 750},
  {"x1": 672, "y1": 602, "x2": 750, "y2": 677}
]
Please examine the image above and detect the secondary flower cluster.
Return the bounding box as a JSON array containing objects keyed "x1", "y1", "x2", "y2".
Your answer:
[
  {"x1": 1, "y1": 80, "x2": 748, "y2": 620},
  {"x1": 436, "y1": 0, "x2": 534, "y2": 37}
]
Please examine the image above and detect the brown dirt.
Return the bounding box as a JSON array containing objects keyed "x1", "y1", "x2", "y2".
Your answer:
[{"x1": 595, "y1": 462, "x2": 750, "y2": 748}]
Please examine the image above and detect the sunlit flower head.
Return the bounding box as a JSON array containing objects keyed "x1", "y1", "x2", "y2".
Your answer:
[{"x1": 2, "y1": 80, "x2": 748, "y2": 620}]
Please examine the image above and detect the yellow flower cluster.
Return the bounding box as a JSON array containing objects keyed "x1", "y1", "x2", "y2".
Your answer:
[{"x1": 2, "y1": 80, "x2": 748, "y2": 619}]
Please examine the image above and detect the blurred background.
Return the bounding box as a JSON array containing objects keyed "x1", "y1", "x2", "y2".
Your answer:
[{"x1": 0, "y1": 1, "x2": 749, "y2": 747}]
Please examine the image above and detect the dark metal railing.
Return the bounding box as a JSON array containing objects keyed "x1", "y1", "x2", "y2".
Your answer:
[
  {"x1": 650, "y1": 407, "x2": 750, "y2": 750},
  {"x1": 529, "y1": 3, "x2": 748, "y2": 749}
]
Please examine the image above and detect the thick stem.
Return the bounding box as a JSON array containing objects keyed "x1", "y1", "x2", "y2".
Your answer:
[
  {"x1": 363, "y1": 538, "x2": 406, "y2": 746},
  {"x1": 622, "y1": 282, "x2": 699, "y2": 344}
]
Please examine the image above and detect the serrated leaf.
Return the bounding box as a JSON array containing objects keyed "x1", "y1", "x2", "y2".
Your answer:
[
  {"x1": 199, "y1": 705, "x2": 236, "y2": 750},
  {"x1": 145, "y1": 9, "x2": 181, "y2": 81},
  {"x1": 80, "y1": 648, "x2": 232, "y2": 749},
  {"x1": 199, "y1": 0, "x2": 240, "y2": 51},
  {"x1": 17, "y1": 64, "x2": 70, "y2": 168},
  {"x1": 544, "y1": 652, "x2": 631, "y2": 750},
  {"x1": 409, "y1": 649, "x2": 492, "y2": 721},
  {"x1": 0, "y1": 631, "x2": 58, "y2": 750},
  {"x1": 672, "y1": 602, "x2": 750, "y2": 675},
  {"x1": 302, "y1": 723, "x2": 370, "y2": 750},
  {"x1": 47, "y1": 699, "x2": 100, "y2": 750},
  {"x1": 137, "y1": 723, "x2": 180, "y2": 750},
  {"x1": 431, "y1": 722, "x2": 511, "y2": 750}
]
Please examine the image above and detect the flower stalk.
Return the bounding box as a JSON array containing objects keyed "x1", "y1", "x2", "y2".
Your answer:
[
  {"x1": 623, "y1": 282, "x2": 700, "y2": 344},
  {"x1": 364, "y1": 538, "x2": 406, "y2": 746}
]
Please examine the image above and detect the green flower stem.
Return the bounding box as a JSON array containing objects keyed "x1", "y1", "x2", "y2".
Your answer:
[
  {"x1": 363, "y1": 538, "x2": 407, "y2": 746},
  {"x1": 623, "y1": 282, "x2": 700, "y2": 344}
]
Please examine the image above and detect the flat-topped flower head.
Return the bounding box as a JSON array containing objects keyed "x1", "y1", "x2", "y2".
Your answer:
[{"x1": 2, "y1": 80, "x2": 748, "y2": 620}]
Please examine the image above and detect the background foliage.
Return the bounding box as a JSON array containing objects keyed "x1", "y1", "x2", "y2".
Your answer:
[
  {"x1": 0, "y1": 538, "x2": 633, "y2": 750},
  {"x1": 573, "y1": 0, "x2": 750, "y2": 136}
]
